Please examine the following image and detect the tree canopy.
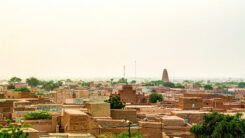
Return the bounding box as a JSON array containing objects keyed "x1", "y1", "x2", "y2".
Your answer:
[
  {"x1": 130, "y1": 80, "x2": 136, "y2": 84},
  {"x1": 190, "y1": 112, "x2": 245, "y2": 138},
  {"x1": 82, "y1": 82, "x2": 90, "y2": 87},
  {"x1": 118, "y1": 78, "x2": 128, "y2": 84},
  {"x1": 26, "y1": 77, "x2": 39, "y2": 88},
  {"x1": 96, "y1": 83, "x2": 102, "y2": 88},
  {"x1": 104, "y1": 95, "x2": 125, "y2": 109},
  {"x1": 8, "y1": 77, "x2": 22, "y2": 84},
  {"x1": 204, "y1": 84, "x2": 213, "y2": 90},
  {"x1": 238, "y1": 82, "x2": 245, "y2": 88},
  {"x1": 40, "y1": 81, "x2": 61, "y2": 91},
  {"x1": 149, "y1": 92, "x2": 163, "y2": 103},
  {"x1": 163, "y1": 82, "x2": 176, "y2": 88},
  {"x1": 175, "y1": 83, "x2": 185, "y2": 88}
]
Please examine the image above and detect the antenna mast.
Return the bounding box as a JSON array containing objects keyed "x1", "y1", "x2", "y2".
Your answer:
[{"x1": 123, "y1": 65, "x2": 126, "y2": 78}]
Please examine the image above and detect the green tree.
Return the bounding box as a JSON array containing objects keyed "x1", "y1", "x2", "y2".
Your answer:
[
  {"x1": 65, "y1": 79, "x2": 72, "y2": 83},
  {"x1": 7, "y1": 85, "x2": 16, "y2": 89},
  {"x1": 96, "y1": 83, "x2": 102, "y2": 88},
  {"x1": 104, "y1": 95, "x2": 125, "y2": 109},
  {"x1": 238, "y1": 82, "x2": 245, "y2": 88},
  {"x1": 193, "y1": 82, "x2": 202, "y2": 87},
  {"x1": 40, "y1": 81, "x2": 60, "y2": 91},
  {"x1": 26, "y1": 77, "x2": 39, "y2": 88},
  {"x1": 204, "y1": 84, "x2": 213, "y2": 90},
  {"x1": 175, "y1": 83, "x2": 185, "y2": 88},
  {"x1": 57, "y1": 80, "x2": 63, "y2": 86},
  {"x1": 110, "y1": 78, "x2": 114, "y2": 84},
  {"x1": 149, "y1": 93, "x2": 163, "y2": 103},
  {"x1": 82, "y1": 82, "x2": 90, "y2": 87},
  {"x1": 14, "y1": 87, "x2": 31, "y2": 92},
  {"x1": 190, "y1": 112, "x2": 245, "y2": 138},
  {"x1": 24, "y1": 111, "x2": 52, "y2": 120},
  {"x1": 118, "y1": 78, "x2": 127, "y2": 84},
  {"x1": 130, "y1": 80, "x2": 136, "y2": 84},
  {"x1": 163, "y1": 82, "x2": 175, "y2": 88},
  {"x1": 8, "y1": 77, "x2": 22, "y2": 84}
]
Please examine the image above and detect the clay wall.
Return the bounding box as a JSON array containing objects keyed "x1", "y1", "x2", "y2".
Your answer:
[
  {"x1": 184, "y1": 93, "x2": 232, "y2": 102},
  {"x1": 171, "y1": 111, "x2": 207, "y2": 124},
  {"x1": 119, "y1": 85, "x2": 137, "y2": 103},
  {"x1": 23, "y1": 120, "x2": 53, "y2": 133},
  {"x1": 139, "y1": 121, "x2": 162, "y2": 138},
  {"x1": 179, "y1": 97, "x2": 203, "y2": 110},
  {"x1": 87, "y1": 103, "x2": 110, "y2": 117},
  {"x1": 111, "y1": 109, "x2": 137, "y2": 123},
  {"x1": 96, "y1": 119, "x2": 127, "y2": 128}
]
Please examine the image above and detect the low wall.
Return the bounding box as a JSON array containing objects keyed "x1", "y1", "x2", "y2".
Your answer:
[
  {"x1": 171, "y1": 111, "x2": 207, "y2": 124},
  {"x1": 111, "y1": 109, "x2": 137, "y2": 123},
  {"x1": 139, "y1": 121, "x2": 162, "y2": 138},
  {"x1": 23, "y1": 120, "x2": 53, "y2": 133},
  {"x1": 96, "y1": 119, "x2": 127, "y2": 128}
]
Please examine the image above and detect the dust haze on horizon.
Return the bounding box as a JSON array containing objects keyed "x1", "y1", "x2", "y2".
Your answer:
[{"x1": 0, "y1": 0, "x2": 245, "y2": 80}]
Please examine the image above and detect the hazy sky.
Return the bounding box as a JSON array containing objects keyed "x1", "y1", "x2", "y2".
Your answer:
[{"x1": 0, "y1": 0, "x2": 245, "y2": 80}]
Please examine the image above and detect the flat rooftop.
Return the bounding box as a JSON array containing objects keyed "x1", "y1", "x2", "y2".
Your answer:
[
  {"x1": 172, "y1": 110, "x2": 208, "y2": 114},
  {"x1": 126, "y1": 105, "x2": 155, "y2": 108},
  {"x1": 65, "y1": 109, "x2": 87, "y2": 115}
]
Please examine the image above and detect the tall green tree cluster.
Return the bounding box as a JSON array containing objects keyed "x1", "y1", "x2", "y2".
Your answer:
[
  {"x1": 190, "y1": 112, "x2": 245, "y2": 138},
  {"x1": 40, "y1": 81, "x2": 62, "y2": 91},
  {"x1": 149, "y1": 92, "x2": 163, "y2": 103},
  {"x1": 26, "y1": 77, "x2": 39, "y2": 88},
  {"x1": 104, "y1": 95, "x2": 125, "y2": 109},
  {"x1": 8, "y1": 77, "x2": 22, "y2": 84},
  {"x1": 204, "y1": 84, "x2": 213, "y2": 90}
]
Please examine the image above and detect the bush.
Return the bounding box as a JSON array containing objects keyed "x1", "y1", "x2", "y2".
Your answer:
[
  {"x1": 104, "y1": 95, "x2": 125, "y2": 109},
  {"x1": 0, "y1": 119, "x2": 29, "y2": 138},
  {"x1": 149, "y1": 93, "x2": 163, "y2": 103},
  {"x1": 117, "y1": 131, "x2": 143, "y2": 138},
  {"x1": 24, "y1": 111, "x2": 52, "y2": 120},
  {"x1": 14, "y1": 87, "x2": 31, "y2": 92}
]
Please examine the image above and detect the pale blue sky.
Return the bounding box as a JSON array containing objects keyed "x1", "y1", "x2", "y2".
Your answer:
[{"x1": 0, "y1": 0, "x2": 245, "y2": 79}]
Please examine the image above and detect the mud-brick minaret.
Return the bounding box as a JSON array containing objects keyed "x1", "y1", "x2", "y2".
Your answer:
[{"x1": 162, "y1": 68, "x2": 169, "y2": 82}]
